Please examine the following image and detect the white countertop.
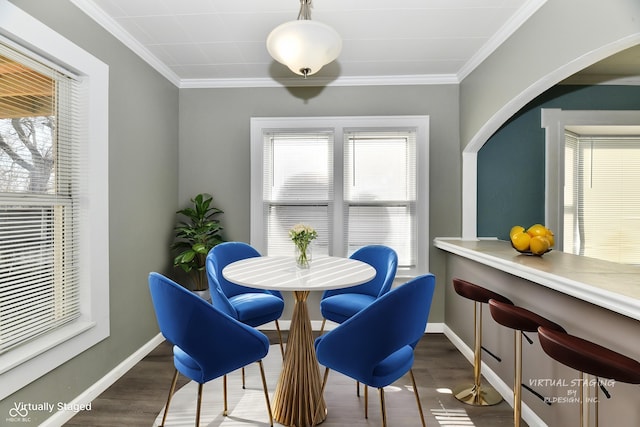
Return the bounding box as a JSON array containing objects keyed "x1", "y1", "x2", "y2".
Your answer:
[
  {"x1": 434, "y1": 238, "x2": 640, "y2": 321},
  {"x1": 222, "y1": 256, "x2": 376, "y2": 291}
]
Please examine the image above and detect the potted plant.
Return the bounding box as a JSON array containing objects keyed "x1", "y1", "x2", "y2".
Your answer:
[{"x1": 171, "y1": 193, "x2": 224, "y2": 296}]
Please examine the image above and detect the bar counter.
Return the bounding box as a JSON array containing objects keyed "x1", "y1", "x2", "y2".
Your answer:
[
  {"x1": 434, "y1": 237, "x2": 640, "y2": 427},
  {"x1": 434, "y1": 238, "x2": 640, "y2": 321}
]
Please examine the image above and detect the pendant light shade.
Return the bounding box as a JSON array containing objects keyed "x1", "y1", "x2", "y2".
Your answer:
[{"x1": 266, "y1": 1, "x2": 342, "y2": 78}]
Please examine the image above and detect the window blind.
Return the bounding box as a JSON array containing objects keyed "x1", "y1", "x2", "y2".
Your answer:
[
  {"x1": 263, "y1": 131, "x2": 333, "y2": 256},
  {"x1": 564, "y1": 132, "x2": 640, "y2": 264},
  {"x1": 0, "y1": 43, "x2": 81, "y2": 354},
  {"x1": 344, "y1": 131, "x2": 417, "y2": 266}
]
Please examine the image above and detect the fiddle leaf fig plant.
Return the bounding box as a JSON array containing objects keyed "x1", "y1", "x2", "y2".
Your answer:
[{"x1": 172, "y1": 193, "x2": 224, "y2": 291}]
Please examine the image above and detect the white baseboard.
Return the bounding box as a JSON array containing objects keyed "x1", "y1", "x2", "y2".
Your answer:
[
  {"x1": 443, "y1": 325, "x2": 548, "y2": 427},
  {"x1": 40, "y1": 333, "x2": 165, "y2": 427}
]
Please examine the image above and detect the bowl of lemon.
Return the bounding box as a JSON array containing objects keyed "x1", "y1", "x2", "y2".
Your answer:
[{"x1": 509, "y1": 224, "x2": 554, "y2": 256}]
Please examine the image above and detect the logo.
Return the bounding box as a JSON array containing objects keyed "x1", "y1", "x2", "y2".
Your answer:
[
  {"x1": 8, "y1": 403, "x2": 28, "y2": 418},
  {"x1": 6, "y1": 402, "x2": 31, "y2": 423}
]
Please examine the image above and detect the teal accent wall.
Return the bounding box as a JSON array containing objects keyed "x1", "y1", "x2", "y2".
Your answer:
[{"x1": 478, "y1": 85, "x2": 640, "y2": 240}]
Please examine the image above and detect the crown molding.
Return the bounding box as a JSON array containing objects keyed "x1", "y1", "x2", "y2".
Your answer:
[
  {"x1": 70, "y1": 0, "x2": 181, "y2": 87},
  {"x1": 457, "y1": 0, "x2": 547, "y2": 81},
  {"x1": 179, "y1": 73, "x2": 460, "y2": 89}
]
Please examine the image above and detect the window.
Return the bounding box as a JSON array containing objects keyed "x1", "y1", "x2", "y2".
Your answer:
[
  {"x1": 0, "y1": 2, "x2": 108, "y2": 400},
  {"x1": 564, "y1": 132, "x2": 640, "y2": 264},
  {"x1": 0, "y1": 46, "x2": 82, "y2": 354},
  {"x1": 542, "y1": 108, "x2": 640, "y2": 265},
  {"x1": 251, "y1": 116, "x2": 429, "y2": 276}
]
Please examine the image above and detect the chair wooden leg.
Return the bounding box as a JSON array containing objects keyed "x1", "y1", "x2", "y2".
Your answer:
[
  {"x1": 196, "y1": 383, "x2": 203, "y2": 427},
  {"x1": 312, "y1": 367, "x2": 330, "y2": 426},
  {"x1": 257, "y1": 360, "x2": 274, "y2": 427},
  {"x1": 242, "y1": 367, "x2": 246, "y2": 389},
  {"x1": 319, "y1": 318, "x2": 326, "y2": 334},
  {"x1": 409, "y1": 369, "x2": 427, "y2": 427},
  {"x1": 223, "y1": 374, "x2": 228, "y2": 416},
  {"x1": 275, "y1": 319, "x2": 285, "y2": 357},
  {"x1": 379, "y1": 387, "x2": 387, "y2": 427},
  {"x1": 160, "y1": 369, "x2": 179, "y2": 426},
  {"x1": 364, "y1": 384, "x2": 369, "y2": 418},
  {"x1": 357, "y1": 381, "x2": 360, "y2": 397}
]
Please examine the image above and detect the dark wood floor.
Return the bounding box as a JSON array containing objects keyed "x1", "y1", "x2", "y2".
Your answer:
[{"x1": 65, "y1": 332, "x2": 522, "y2": 426}]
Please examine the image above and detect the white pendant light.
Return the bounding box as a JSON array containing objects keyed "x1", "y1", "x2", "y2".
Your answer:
[{"x1": 267, "y1": 0, "x2": 342, "y2": 78}]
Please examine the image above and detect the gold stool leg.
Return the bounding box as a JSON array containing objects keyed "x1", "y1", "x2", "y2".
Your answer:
[
  {"x1": 160, "y1": 369, "x2": 179, "y2": 426},
  {"x1": 594, "y1": 376, "x2": 599, "y2": 427},
  {"x1": 319, "y1": 318, "x2": 327, "y2": 334},
  {"x1": 453, "y1": 302, "x2": 503, "y2": 406},
  {"x1": 409, "y1": 369, "x2": 426, "y2": 427},
  {"x1": 580, "y1": 372, "x2": 585, "y2": 427},
  {"x1": 514, "y1": 330, "x2": 523, "y2": 427}
]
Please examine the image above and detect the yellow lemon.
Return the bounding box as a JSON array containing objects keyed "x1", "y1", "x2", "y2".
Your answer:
[
  {"x1": 529, "y1": 235, "x2": 550, "y2": 255},
  {"x1": 510, "y1": 225, "x2": 525, "y2": 239},
  {"x1": 545, "y1": 229, "x2": 555, "y2": 247},
  {"x1": 511, "y1": 231, "x2": 531, "y2": 251},
  {"x1": 527, "y1": 223, "x2": 548, "y2": 238}
]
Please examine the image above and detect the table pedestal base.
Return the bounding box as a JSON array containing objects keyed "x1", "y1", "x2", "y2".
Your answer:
[{"x1": 272, "y1": 291, "x2": 326, "y2": 427}]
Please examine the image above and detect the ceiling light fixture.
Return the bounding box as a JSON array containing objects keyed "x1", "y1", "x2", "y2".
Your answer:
[{"x1": 266, "y1": 0, "x2": 342, "y2": 78}]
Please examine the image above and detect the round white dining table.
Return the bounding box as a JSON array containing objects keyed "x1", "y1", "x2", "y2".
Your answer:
[{"x1": 223, "y1": 256, "x2": 375, "y2": 427}]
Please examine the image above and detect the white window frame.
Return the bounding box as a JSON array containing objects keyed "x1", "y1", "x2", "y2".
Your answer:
[
  {"x1": 250, "y1": 116, "x2": 429, "y2": 277},
  {"x1": 0, "y1": 1, "x2": 109, "y2": 400},
  {"x1": 541, "y1": 108, "x2": 640, "y2": 252}
]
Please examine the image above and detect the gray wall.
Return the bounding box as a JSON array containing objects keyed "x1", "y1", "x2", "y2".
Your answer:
[
  {"x1": 178, "y1": 85, "x2": 461, "y2": 323},
  {"x1": 2, "y1": 1, "x2": 179, "y2": 424}
]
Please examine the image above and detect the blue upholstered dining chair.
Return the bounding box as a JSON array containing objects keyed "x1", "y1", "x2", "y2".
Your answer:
[
  {"x1": 313, "y1": 273, "x2": 436, "y2": 427},
  {"x1": 319, "y1": 245, "x2": 398, "y2": 333},
  {"x1": 148, "y1": 272, "x2": 273, "y2": 427},
  {"x1": 206, "y1": 241, "x2": 285, "y2": 356}
]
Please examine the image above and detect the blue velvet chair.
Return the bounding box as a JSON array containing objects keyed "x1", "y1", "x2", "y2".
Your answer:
[
  {"x1": 319, "y1": 245, "x2": 398, "y2": 333},
  {"x1": 313, "y1": 273, "x2": 436, "y2": 427},
  {"x1": 206, "y1": 241, "x2": 285, "y2": 356},
  {"x1": 148, "y1": 272, "x2": 273, "y2": 427}
]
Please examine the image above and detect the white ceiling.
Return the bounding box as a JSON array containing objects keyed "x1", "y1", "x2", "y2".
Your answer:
[{"x1": 71, "y1": 0, "x2": 548, "y2": 88}]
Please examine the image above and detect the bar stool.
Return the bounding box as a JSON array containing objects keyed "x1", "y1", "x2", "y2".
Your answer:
[
  {"x1": 452, "y1": 278, "x2": 513, "y2": 405},
  {"x1": 538, "y1": 326, "x2": 640, "y2": 427},
  {"x1": 488, "y1": 299, "x2": 566, "y2": 426}
]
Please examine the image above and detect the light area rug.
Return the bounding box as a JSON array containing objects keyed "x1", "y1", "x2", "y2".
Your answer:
[{"x1": 153, "y1": 345, "x2": 428, "y2": 427}]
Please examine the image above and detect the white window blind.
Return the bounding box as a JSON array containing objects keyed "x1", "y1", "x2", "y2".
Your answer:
[
  {"x1": 344, "y1": 131, "x2": 417, "y2": 267},
  {"x1": 0, "y1": 43, "x2": 81, "y2": 354},
  {"x1": 263, "y1": 131, "x2": 333, "y2": 257},
  {"x1": 564, "y1": 131, "x2": 640, "y2": 264}
]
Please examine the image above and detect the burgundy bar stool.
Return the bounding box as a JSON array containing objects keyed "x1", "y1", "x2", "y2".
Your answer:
[
  {"x1": 452, "y1": 278, "x2": 513, "y2": 405},
  {"x1": 489, "y1": 299, "x2": 566, "y2": 427},
  {"x1": 538, "y1": 326, "x2": 640, "y2": 427}
]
